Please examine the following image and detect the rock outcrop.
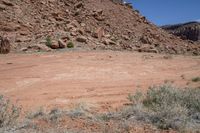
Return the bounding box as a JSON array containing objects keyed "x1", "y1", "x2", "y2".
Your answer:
[{"x1": 162, "y1": 22, "x2": 200, "y2": 42}]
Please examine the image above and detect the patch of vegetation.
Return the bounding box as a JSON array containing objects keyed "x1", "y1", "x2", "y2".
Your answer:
[
  {"x1": 26, "y1": 107, "x2": 45, "y2": 119},
  {"x1": 124, "y1": 84, "x2": 200, "y2": 132},
  {"x1": 2, "y1": 85, "x2": 200, "y2": 132},
  {"x1": 127, "y1": 91, "x2": 143, "y2": 104},
  {"x1": 21, "y1": 85, "x2": 200, "y2": 132},
  {"x1": 0, "y1": 95, "x2": 21, "y2": 129},
  {"x1": 66, "y1": 105, "x2": 87, "y2": 118},
  {"x1": 192, "y1": 77, "x2": 200, "y2": 82},
  {"x1": 27, "y1": 103, "x2": 90, "y2": 122},
  {"x1": 45, "y1": 36, "x2": 52, "y2": 47},
  {"x1": 96, "y1": 112, "x2": 114, "y2": 122},
  {"x1": 67, "y1": 41, "x2": 74, "y2": 48}
]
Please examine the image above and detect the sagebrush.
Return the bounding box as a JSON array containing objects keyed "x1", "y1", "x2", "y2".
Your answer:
[
  {"x1": 123, "y1": 84, "x2": 200, "y2": 131},
  {"x1": 0, "y1": 95, "x2": 20, "y2": 129}
]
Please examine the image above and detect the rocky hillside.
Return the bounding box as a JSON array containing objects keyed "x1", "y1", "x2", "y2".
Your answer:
[
  {"x1": 162, "y1": 21, "x2": 200, "y2": 42},
  {"x1": 0, "y1": 0, "x2": 200, "y2": 55}
]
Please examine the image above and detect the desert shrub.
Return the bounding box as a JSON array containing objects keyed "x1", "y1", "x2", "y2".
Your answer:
[
  {"x1": 192, "y1": 77, "x2": 200, "y2": 82},
  {"x1": 124, "y1": 84, "x2": 200, "y2": 131},
  {"x1": 146, "y1": 85, "x2": 200, "y2": 114},
  {"x1": 87, "y1": 85, "x2": 200, "y2": 132},
  {"x1": 66, "y1": 103, "x2": 91, "y2": 119},
  {"x1": 127, "y1": 91, "x2": 143, "y2": 104},
  {"x1": 42, "y1": 108, "x2": 66, "y2": 123},
  {"x1": 27, "y1": 103, "x2": 90, "y2": 123},
  {"x1": 45, "y1": 36, "x2": 52, "y2": 47},
  {"x1": 0, "y1": 95, "x2": 21, "y2": 128},
  {"x1": 67, "y1": 42, "x2": 74, "y2": 48},
  {"x1": 26, "y1": 107, "x2": 45, "y2": 119},
  {"x1": 67, "y1": 107, "x2": 85, "y2": 118},
  {"x1": 96, "y1": 112, "x2": 115, "y2": 122}
]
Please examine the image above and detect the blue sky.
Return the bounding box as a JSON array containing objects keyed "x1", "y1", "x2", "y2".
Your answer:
[{"x1": 126, "y1": 0, "x2": 200, "y2": 26}]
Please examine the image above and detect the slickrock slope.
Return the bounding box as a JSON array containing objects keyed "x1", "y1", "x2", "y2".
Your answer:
[{"x1": 0, "y1": 0, "x2": 200, "y2": 55}]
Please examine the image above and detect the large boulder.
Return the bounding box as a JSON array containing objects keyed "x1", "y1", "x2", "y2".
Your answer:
[
  {"x1": 58, "y1": 39, "x2": 66, "y2": 48},
  {"x1": 0, "y1": 36, "x2": 10, "y2": 54},
  {"x1": 49, "y1": 40, "x2": 60, "y2": 49},
  {"x1": 76, "y1": 36, "x2": 87, "y2": 43}
]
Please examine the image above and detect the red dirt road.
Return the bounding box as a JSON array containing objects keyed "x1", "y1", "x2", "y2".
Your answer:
[{"x1": 0, "y1": 51, "x2": 200, "y2": 111}]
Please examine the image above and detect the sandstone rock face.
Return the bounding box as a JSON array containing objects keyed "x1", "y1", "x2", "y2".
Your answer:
[
  {"x1": 162, "y1": 22, "x2": 200, "y2": 42},
  {"x1": 0, "y1": 36, "x2": 10, "y2": 54}
]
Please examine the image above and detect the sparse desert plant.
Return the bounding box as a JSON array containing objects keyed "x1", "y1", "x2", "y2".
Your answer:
[
  {"x1": 26, "y1": 107, "x2": 45, "y2": 119},
  {"x1": 66, "y1": 103, "x2": 91, "y2": 118},
  {"x1": 27, "y1": 103, "x2": 91, "y2": 123},
  {"x1": 44, "y1": 108, "x2": 66, "y2": 123},
  {"x1": 127, "y1": 91, "x2": 143, "y2": 104},
  {"x1": 191, "y1": 77, "x2": 200, "y2": 82},
  {"x1": 96, "y1": 113, "x2": 114, "y2": 122},
  {"x1": 0, "y1": 95, "x2": 21, "y2": 128},
  {"x1": 124, "y1": 84, "x2": 200, "y2": 131},
  {"x1": 67, "y1": 41, "x2": 74, "y2": 48},
  {"x1": 27, "y1": 107, "x2": 66, "y2": 124},
  {"x1": 67, "y1": 107, "x2": 85, "y2": 118},
  {"x1": 127, "y1": 94, "x2": 135, "y2": 103},
  {"x1": 46, "y1": 36, "x2": 52, "y2": 47}
]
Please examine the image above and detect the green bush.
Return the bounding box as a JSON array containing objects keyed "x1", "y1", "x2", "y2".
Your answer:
[
  {"x1": 67, "y1": 42, "x2": 74, "y2": 48},
  {"x1": 46, "y1": 36, "x2": 52, "y2": 47}
]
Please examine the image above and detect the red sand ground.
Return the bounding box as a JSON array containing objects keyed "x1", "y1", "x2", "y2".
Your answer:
[{"x1": 0, "y1": 51, "x2": 200, "y2": 112}]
